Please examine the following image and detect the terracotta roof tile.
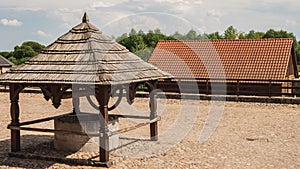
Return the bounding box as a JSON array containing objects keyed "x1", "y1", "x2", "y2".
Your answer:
[{"x1": 149, "y1": 39, "x2": 298, "y2": 80}]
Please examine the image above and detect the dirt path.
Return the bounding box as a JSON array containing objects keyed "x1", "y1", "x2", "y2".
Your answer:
[{"x1": 0, "y1": 92, "x2": 299, "y2": 169}]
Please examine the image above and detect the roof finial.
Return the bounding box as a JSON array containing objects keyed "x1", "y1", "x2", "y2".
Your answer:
[{"x1": 82, "y1": 12, "x2": 89, "y2": 23}]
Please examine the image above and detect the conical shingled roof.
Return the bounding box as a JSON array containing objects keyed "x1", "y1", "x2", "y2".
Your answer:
[{"x1": 0, "y1": 13, "x2": 172, "y2": 85}]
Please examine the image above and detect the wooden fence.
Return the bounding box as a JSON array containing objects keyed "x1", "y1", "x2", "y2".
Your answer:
[
  {"x1": 155, "y1": 78, "x2": 300, "y2": 98},
  {"x1": 1, "y1": 78, "x2": 300, "y2": 98}
]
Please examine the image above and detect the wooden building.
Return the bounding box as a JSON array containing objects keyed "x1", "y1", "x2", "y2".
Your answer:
[
  {"x1": 0, "y1": 55, "x2": 13, "y2": 74},
  {"x1": 149, "y1": 39, "x2": 299, "y2": 96},
  {"x1": 0, "y1": 13, "x2": 171, "y2": 167}
]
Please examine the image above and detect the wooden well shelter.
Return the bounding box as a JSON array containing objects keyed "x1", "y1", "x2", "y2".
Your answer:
[
  {"x1": 149, "y1": 39, "x2": 299, "y2": 96},
  {"x1": 0, "y1": 13, "x2": 172, "y2": 167}
]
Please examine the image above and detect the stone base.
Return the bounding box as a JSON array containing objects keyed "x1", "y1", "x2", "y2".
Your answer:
[{"x1": 54, "y1": 113, "x2": 119, "y2": 152}]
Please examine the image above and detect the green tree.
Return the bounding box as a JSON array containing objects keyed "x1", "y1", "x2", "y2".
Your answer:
[
  {"x1": 0, "y1": 51, "x2": 13, "y2": 58},
  {"x1": 22, "y1": 41, "x2": 45, "y2": 53},
  {"x1": 18, "y1": 57, "x2": 30, "y2": 64},
  {"x1": 8, "y1": 56, "x2": 18, "y2": 65},
  {"x1": 205, "y1": 32, "x2": 223, "y2": 39},
  {"x1": 1, "y1": 41, "x2": 45, "y2": 65},
  {"x1": 263, "y1": 29, "x2": 295, "y2": 39},
  {"x1": 129, "y1": 28, "x2": 137, "y2": 36},
  {"x1": 245, "y1": 30, "x2": 265, "y2": 39},
  {"x1": 119, "y1": 33, "x2": 146, "y2": 53},
  {"x1": 224, "y1": 26, "x2": 238, "y2": 39},
  {"x1": 135, "y1": 48, "x2": 153, "y2": 62},
  {"x1": 238, "y1": 32, "x2": 246, "y2": 39},
  {"x1": 117, "y1": 29, "x2": 174, "y2": 61},
  {"x1": 172, "y1": 31, "x2": 183, "y2": 40},
  {"x1": 13, "y1": 45, "x2": 37, "y2": 59},
  {"x1": 138, "y1": 30, "x2": 145, "y2": 35},
  {"x1": 116, "y1": 33, "x2": 128, "y2": 42},
  {"x1": 154, "y1": 28, "x2": 162, "y2": 35},
  {"x1": 144, "y1": 30, "x2": 174, "y2": 48},
  {"x1": 185, "y1": 29, "x2": 198, "y2": 40}
]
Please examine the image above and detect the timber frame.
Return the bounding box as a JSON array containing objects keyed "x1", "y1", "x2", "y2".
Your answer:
[{"x1": 7, "y1": 80, "x2": 159, "y2": 167}]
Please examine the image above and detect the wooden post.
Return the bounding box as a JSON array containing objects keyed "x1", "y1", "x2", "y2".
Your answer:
[
  {"x1": 95, "y1": 86, "x2": 110, "y2": 165},
  {"x1": 72, "y1": 97, "x2": 80, "y2": 114},
  {"x1": 150, "y1": 91, "x2": 158, "y2": 141},
  {"x1": 237, "y1": 80, "x2": 240, "y2": 97},
  {"x1": 269, "y1": 79, "x2": 272, "y2": 98},
  {"x1": 206, "y1": 79, "x2": 209, "y2": 95},
  {"x1": 9, "y1": 84, "x2": 24, "y2": 152},
  {"x1": 72, "y1": 86, "x2": 80, "y2": 114},
  {"x1": 147, "y1": 81, "x2": 158, "y2": 141}
]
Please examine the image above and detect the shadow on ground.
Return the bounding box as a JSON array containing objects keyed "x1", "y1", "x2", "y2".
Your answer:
[
  {"x1": 0, "y1": 134, "x2": 153, "y2": 168},
  {"x1": 0, "y1": 135, "x2": 73, "y2": 169}
]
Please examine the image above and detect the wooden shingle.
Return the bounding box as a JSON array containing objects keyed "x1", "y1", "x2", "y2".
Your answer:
[
  {"x1": 0, "y1": 13, "x2": 172, "y2": 85},
  {"x1": 0, "y1": 55, "x2": 13, "y2": 67}
]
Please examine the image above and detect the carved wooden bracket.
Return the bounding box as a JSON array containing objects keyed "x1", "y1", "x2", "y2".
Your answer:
[
  {"x1": 108, "y1": 85, "x2": 123, "y2": 111},
  {"x1": 9, "y1": 84, "x2": 25, "y2": 102},
  {"x1": 39, "y1": 85, "x2": 70, "y2": 109},
  {"x1": 145, "y1": 81, "x2": 157, "y2": 93},
  {"x1": 95, "y1": 86, "x2": 111, "y2": 106},
  {"x1": 51, "y1": 85, "x2": 70, "y2": 109},
  {"x1": 126, "y1": 83, "x2": 139, "y2": 105},
  {"x1": 40, "y1": 86, "x2": 52, "y2": 101}
]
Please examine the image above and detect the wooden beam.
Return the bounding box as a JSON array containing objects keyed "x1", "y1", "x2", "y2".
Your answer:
[
  {"x1": 8, "y1": 126, "x2": 99, "y2": 136},
  {"x1": 9, "y1": 117, "x2": 161, "y2": 138},
  {"x1": 61, "y1": 90, "x2": 95, "y2": 99},
  {"x1": 108, "y1": 114, "x2": 150, "y2": 120},
  {"x1": 18, "y1": 113, "x2": 73, "y2": 126},
  {"x1": 109, "y1": 116, "x2": 161, "y2": 136}
]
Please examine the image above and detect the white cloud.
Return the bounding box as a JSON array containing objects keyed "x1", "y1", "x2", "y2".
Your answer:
[
  {"x1": 91, "y1": 2, "x2": 117, "y2": 8},
  {"x1": 154, "y1": 0, "x2": 190, "y2": 4},
  {"x1": 206, "y1": 9, "x2": 221, "y2": 18},
  {"x1": 2, "y1": 0, "x2": 300, "y2": 50},
  {"x1": 52, "y1": 9, "x2": 82, "y2": 29},
  {"x1": 0, "y1": 18, "x2": 22, "y2": 26},
  {"x1": 194, "y1": 0, "x2": 203, "y2": 5},
  {"x1": 154, "y1": 0, "x2": 192, "y2": 12},
  {"x1": 89, "y1": 0, "x2": 129, "y2": 9},
  {"x1": 59, "y1": 8, "x2": 82, "y2": 13},
  {"x1": 137, "y1": 6, "x2": 146, "y2": 11},
  {"x1": 285, "y1": 19, "x2": 297, "y2": 27},
  {"x1": 36, "y1": 30, "x2": 52, "y2": 37},
  {"x1": 12, "y1": 7, "x2": 43, "y2": 12},
  {"x1": 102, "y1": 15, "x2": 164, "y2": 35}
]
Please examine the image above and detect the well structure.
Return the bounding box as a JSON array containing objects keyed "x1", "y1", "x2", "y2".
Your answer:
[{"x1": 0, "y1": 13, "x2": 172, "y2": 167}]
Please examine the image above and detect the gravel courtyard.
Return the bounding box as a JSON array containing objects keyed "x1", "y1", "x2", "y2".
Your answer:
[{"x1": 0, "y1": 92, "x2": 299, "y2": 169}]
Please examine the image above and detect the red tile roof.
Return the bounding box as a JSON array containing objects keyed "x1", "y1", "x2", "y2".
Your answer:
[{"x1": 149, "y1": 38, "x2": 299, "y2": 80}]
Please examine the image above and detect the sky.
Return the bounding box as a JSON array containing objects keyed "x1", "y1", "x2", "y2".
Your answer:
[{"x1": 0, "y1": 0, "x2": 299, "y2": 51}]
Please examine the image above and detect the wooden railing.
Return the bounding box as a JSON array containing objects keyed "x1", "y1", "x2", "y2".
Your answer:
[
  {"x1": 1, "y1": 78, "x2": 300, "y2": 98},
  {"x1": 155, "y1": 78, "x2": 300, "y2": 98}
]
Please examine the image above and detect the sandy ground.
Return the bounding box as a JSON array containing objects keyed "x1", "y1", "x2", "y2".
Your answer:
[{"x1": 0, "y1": 92, "x2": 299, "y2": 169}]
